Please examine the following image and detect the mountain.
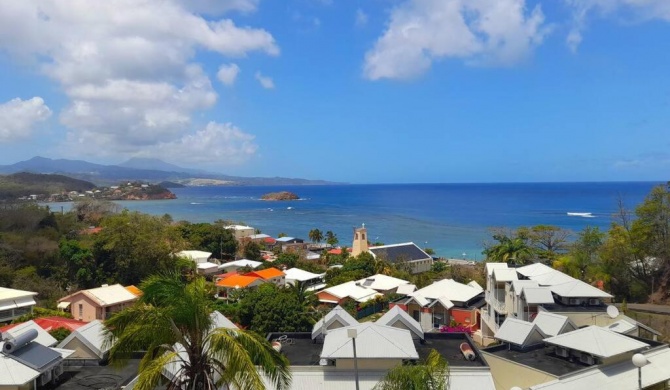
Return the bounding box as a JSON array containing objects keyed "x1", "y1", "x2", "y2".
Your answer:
[
  {"x1": 0, "y1": 172, "x2": 96, "y2": 200},
  {"x1": 0, "y1": 157, "x2": 339, "y2": 186}
]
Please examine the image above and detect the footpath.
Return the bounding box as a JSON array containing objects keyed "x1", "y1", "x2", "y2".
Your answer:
[{"x1": 617, "y1": 303, "x2": 670, "y2": 315}]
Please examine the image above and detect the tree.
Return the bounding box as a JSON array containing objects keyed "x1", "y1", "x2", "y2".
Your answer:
[
  {"x1": 238, "y1": 284, "x2": 314, "y2": 334},
  {"x1": 72, "y1": 198, "x2": 119, "y2": 225},
  {"x1": 523, "y1": 225, "x2": 570, "y2": 262},
  {"x1": 325, "y1": 231, "x2": 338, "y2": 246},
  {"x1": 483, "y1": 232, "x2": 534, "y2": 265},
  {"x1": 243, "y1": 241, "x2": 262, "y2": 261},
  {"x1": 106, "y1": 274, "x2": 291, "y2": 390},
  {"x1": 176, "y1": 222, "x2": 237, "y2": 260},
  {"x1": 308, "y1": 228, "x2": 323, "y2": 244},
  {"x1": 58, "y1": 239, "x2": 99, "y2": 289},
  {"x1": 374, "y1": 349, "x2": 449, "y2": 390}
]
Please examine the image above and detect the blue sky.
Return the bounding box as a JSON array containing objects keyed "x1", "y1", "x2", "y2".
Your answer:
[{"x1": 0, "y1": 0, "x2": 668, "y2": 183}]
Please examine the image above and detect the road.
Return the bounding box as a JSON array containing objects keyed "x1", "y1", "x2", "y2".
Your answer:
[{"x1": 618, "y1": 303, "x2": 670, "y2": 315}]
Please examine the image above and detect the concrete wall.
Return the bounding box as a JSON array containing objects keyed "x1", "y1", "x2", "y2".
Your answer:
[
  {"x1": 0, "y1": 383, "x2": 33, "y2": 390},
  {"x1": 317, "y1": 291, "x2": 344, "y2": 305},
  {"x1": 61, "y1": 336, "x2": 99, "y2": 360},
  {"x1": 69, "y1": 294, "x2": 100, "y2": 322},
  {"x1": 336, "y1": 358, "x2": 403, "y2": 370},
  {"x1": 480, "y1": 351, "x2": 558, "y2": 390},
  {"x1": 408, "y1": 258, "x2": 433, "y2": 274}
]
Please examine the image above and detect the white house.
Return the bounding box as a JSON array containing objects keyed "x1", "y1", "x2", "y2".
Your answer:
[
  {"x1": 225, "y1": 225, "x2": 255, "y2": 241},
  {"x1": 284, "y1": 268, "x2": 326, "y2": 291},
  {"x1": 0, "y1": 287, "x2": 37, "y2": 323},
  {"x1": 218, "y1": 259, "x2": 262, "y2": 273},
  {"x1": 57, "y1": 320, "x2": 110, "y2": 363},
  {"x1": 354, "y1": 274, "x2": 410, "y2": 294}
]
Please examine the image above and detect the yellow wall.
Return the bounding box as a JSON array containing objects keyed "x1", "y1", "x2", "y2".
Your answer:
[
  {"x1": 61, "y1": 336, "x2": 98, "y2": 359},
  {"x1": 481, "y1": 351, "x2": 558, "y2": 390}
]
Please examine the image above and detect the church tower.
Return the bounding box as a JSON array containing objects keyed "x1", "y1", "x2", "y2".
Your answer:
[{"x1": 351, "y1": 224, "x2": 369, "y2": 257}]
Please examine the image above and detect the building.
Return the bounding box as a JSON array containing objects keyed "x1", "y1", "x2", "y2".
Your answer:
[
  {"x1": 0, "y1": 316, "x2": 87, "y2": 335},
  {"x1": 284, "y1": 268, "x2": 326, "y2": 291},
  {"x1": 0, "y1": 320, "x2": 58, "y2": 347},
  {"x1": 218, "y1": 259, "x2": 262, "y2": 273},
  {"x1": 0, "y1": 287, "x2": 38, "y2": 323},
  {"x1": 245, "y1": 267, "x2": 286, "y2": 286},
  {"x1": 57, "y1": 320, "x2": 110, "y2": 364},
  {"x1": 317, "y1": 281, "x2": 383, "y2": 306},
  {"x1": 0, "y1": 328, "x2": 72, "y2": 389},
  {"x1": 57, "y1": 284, "x2": 139, "y2": 322},
  {"x1": 354, "y1": 274, "x2": 411, "y2": 294},
  {"x1": 215, "y1": 275, "x2": 265, "y2": 299},
  {"x1": 225, "y1": 225, "x2": 255, "y2": 241},
  {"x1": 481, "y1": 319, "x2": 670, "y2": 390},
  {"x1": 350, "y1": 225, "x2": 433, "y2": 274},
  {"x1": 391, "y1": 278, "x2": 485, "y2": 332},
  {"x1": 263, "y1": 305, "x2": 496, "y2": 389},
  {"x1": 479, "y1": 262, "x2": 617, "y2": 345},
  {"x1": 176, "y1": 250, "x2": 220, "y2": 275}
]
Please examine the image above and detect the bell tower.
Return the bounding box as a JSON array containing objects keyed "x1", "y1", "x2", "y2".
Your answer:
[{"x1": 352, "y1": 224, "x2": 369, "y2": 257}]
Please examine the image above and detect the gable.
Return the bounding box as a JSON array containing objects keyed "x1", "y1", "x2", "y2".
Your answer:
[
  {"x1": 60, "y1": 336, "x2": 99, "y2": 359},
  {"x1": 329, "y1": 319, "x2": 345, "y2": 330}
]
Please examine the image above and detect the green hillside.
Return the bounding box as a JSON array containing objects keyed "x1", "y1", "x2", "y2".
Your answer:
[{"x1": 0, "y1": 172, "x2": 96, "y2": 200}]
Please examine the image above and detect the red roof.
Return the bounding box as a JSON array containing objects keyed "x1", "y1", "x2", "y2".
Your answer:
[
  {"x1": 0, "y1": 316, "x2": 87, "y2": 333},
  {"x1": 264, "y1": 237, "x2": 277, "y2": 244}
]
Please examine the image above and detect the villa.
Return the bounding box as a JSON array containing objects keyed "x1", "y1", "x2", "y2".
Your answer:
[
  {"x1": 0, "y1": 287, "x2": 38, "y2": 323},
  {"x1": 57, "y1": 284, "x2": 139, "y2": 322}
]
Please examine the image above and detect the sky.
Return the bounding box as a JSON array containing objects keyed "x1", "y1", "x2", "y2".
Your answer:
[{"x1": 0, "y1": 0, "x2": 668, "y2": 184}]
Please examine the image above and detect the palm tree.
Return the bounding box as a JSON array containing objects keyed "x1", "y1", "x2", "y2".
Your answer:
[
  {"x1": 105, "y1": 274, "x2": 291, "y2": 390},
  {"x1": 484, "y1": 234, "x2": 534, "y2": 265},
  {"x1": 308, "y1": 228, "x2": 323, "y2": 244},
  {"x1": 374, "y1": 349, "x2": 449, "y2": 390},
  {"x1": 325, "y1": 231, "x2": 338, "y2": 246}
]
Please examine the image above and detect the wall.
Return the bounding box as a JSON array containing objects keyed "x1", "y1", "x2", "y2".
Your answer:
[
  {"x1": 336, "y1": 358, "x2": 403, "y2": 370},
  {"x1": 452, "y1": 308, "x2": 479, "y2": 330},
  {"x1": 68, "y1": 294, "x2": 101, "y2": 322},
  {"x1": 480, "y1": 351, "x2": 558, "y2": 390},
  {"x1": 317, "y1": 291, "x2": 344, "y2": 305},
  {"x1": 61, "y1": 336, "x2": 99, "y2": 359},
  {"x1": 409, "y1": 259, "x2": 433, "y2": 274}
]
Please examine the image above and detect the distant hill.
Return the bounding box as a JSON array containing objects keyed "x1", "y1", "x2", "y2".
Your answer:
[
  {"x1": 0, "y1": 156, "x2": 340, "y2": 186},
  {"x1": 0, "y1": 172, "x2": 96, "y2": 200}
]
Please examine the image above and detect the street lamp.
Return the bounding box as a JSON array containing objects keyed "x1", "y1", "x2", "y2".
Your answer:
[
  {"x1": 348, "y1": 328, "x2": 360, "y2": 390},
  {"x1": 632, "y1": 353, "x2": 649, "y2": 390}
]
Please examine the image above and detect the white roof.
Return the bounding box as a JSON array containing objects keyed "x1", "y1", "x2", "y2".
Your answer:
[
  {"x1": 511, "y1": 280, "x2": 540, "y2": 296},
  {"x1": 522, "y1": 287, "x2": 555, "y2": 304},
  {"x1": 548, "y1": 280, "x2": 612, "y2": 298},
  {"x1": 0, "y1": 345, "x2": 40, "y2": 385},
  {"x1": 218, "y1": 259, "x2": 262, "y2": 270},
  {"x1": 225, "y1": 225, "x2": 254, "y2": 230},
  {"x1": 0, "y1": 288, "x2": 37, "y2": 311},
  {"x1": 249, "y1": 234, "x2": 271, "y2": 239},
  {"x1": 543, "y1": 326, "x2": 649, "y2": 358},
  {"x1": 516, "y1": 263, "x2": 612, "y2": 298},
  {"x1": 411, "y1": 279, "x2": 483, "y2": 303},
  {"x1": 603, "y1": 319, "x2": 637, "y2": 335},
  {"x1": 408, "y1": 293, "x2": 430, "y2": 307},
  {"x1": 5, "y1": 320, "x2": 57, "y2": 347},
  {"x1": 312, "y1": 306, "x2": 359, "y2": 339},
  {"x1": 376, "y1": 306, "x2": 424, "y2": 340},
  {"x1": 57, "y1": 320, "x2": 109, "y2": 359},
  {"x1": 0, "y1": 287, "x2": 38, "y2": 301},
  {"x1": 485, "y1": 262, "x2": 508, "y2": 276},
  {"x1": 495, "y1": 318, "x2": 547, "y2": 347},
  {"x1": 321, "y1": 282, "x2": 382, "y2": 303},
  {"x1": 530, "y1": 347, "x2": 670, "y2": 390},
  {"x1": 395, "y1": 284, "x2": 417, "y2": 295},
  {"x1": 320, "y1": 323, "x2": 418, "y2": 360},
  {"x1": 532, "y1": 312, "x2": 576, "y2": 337},
  {"x1": 60, "y1": 284, "x2": 138, "y2": 307},
  {"x1": 467, "y1": 280, "x2": 484, "y2": 291},
  {"x1": 493, "y1": 268, "x2": 518, "y2": 282},
  {"x1": 197, "y1": 262, "x2": 219, "y2": 270},
  {"x1": 275, "y1": 236, "x2": 296, "y2": 242},
  {"x1": 516, "y1": 263, "x2": 555, "y2": 278},
  {"x1": 210, "y1": 311, "x2": 238, "y2": 330},
  {"x1": 176, "y1": 250, "x2": 212, "y2": 261},
  {"x1": 285, "y1": 268, "x2": 324, "y2": 282},
  {"x1": 355, "y1": 274, "x2": 409, "y2": 291}
]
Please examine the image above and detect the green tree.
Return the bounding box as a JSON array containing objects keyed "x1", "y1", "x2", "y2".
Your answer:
[
  {"x1": 176, "y1": 222, "x2": 237, "y2": 260},
  {"x1": 374, "y1": 349, "x2": 449, "y2": 390},
  {"x1": 58, "y1": 239, "x2": 99, "y2": 289},
  {"x1": 243, "y1": 241, "x2": 262, "y2": 261},
  {"x1": 522, "y1": 225, "x2": 570, "y2": 262},
  {"x1": 325, "y1": 231, "x2": 338, "y2": 246},
  {"x1": 483, "y1": 232, "x2": 534, "y2": 265},
  {"x1": 308, "y1": 228, "x2": 323, "y2": 244},
  {"x1": 238, "y1": 284, "x2": 314, "y2": 334},
  {"x1": 106, "y1": 274, "x2": 291, "y2": 390},
  {"x1": 49, "y1": 327, "x2": 71, "y2": 343}
]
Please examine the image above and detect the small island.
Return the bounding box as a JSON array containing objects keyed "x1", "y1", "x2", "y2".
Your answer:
[{"x1": 260, "y1": 191, "x2": 300, "y2": 201}]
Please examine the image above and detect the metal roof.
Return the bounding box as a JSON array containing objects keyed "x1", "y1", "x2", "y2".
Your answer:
[
  {"x1": 312, "y1": 306, "x2": 359, "y2": 339},
  {"x1": 320, "y1": 281, "x2": 382, "y2": 303},
  {"x1": 485, "y1": 262, "x2": 509, "y2": 276},
  {"x1": 511, "y1": 280, "x2": 540, "y2": 296},
  {"x1": 285, "y1": 268, "x2": 324, "y2": 282},
  {"x1": 522, "y1": 287, "x2": 555, "y2": 304},
  {"x1": 0, "y1": 287, "x2": 37, "y2": 301},
  {"x1": 467, "y1": 280, "x2": 484, "y2": 291},
  {"x1": 412, "y1": 278, "x2": 483, "y2": 303},
  {"x1": 495, "y1": 318, "x2": 547, "y2": 347},
  {"x1": 369, "y1": 242, "x2": 431, "y2": 263},
  {"x1": 176, "y1": 250, "x2": 212, "y2": 261},
  {"x1": 59, "y1": 284, "x2": 138, "y2": 307},
  {"x1": 543, "y1": 326, "x2": 649, "y2": 358},
  {"x1": 355, "y1": 274, "x2": 409, "y2": 291},
  {"x1": 4, "y1": 320, "x2": 57, "y2": 347},
  {"x1": 532, "y1": 312, "x2": 576, "y2": 337},
  {"x1": 320, "y1": 323, "x2": 418, "y2": 360},
  {"x1": 218, "y1": 259, "x2": 262, "y2": 270},
  {"x1": 530, "y1": 347, "x2": 670, "y2": 390},
  {"x1": 57, "y1": 320, "x2": 108, "y2": 359},
  {"x1": 493, "y1": 268, "x2": 518, "y2": 282},
  {"x1": 376, "y1": 306, "x2": 424, "y2": 340},
  {"x1": 210, "y1": 311, "x2": 238, "y2": 330},
  {"x1": 548, "y1": 280, "x2": 612, "y2": 298},
  {"x1": 395, "y1": 284, "x2": 417, "y2": 295},
  {"x1": 603, "y1": 319, "x2": 637, "y2": 335},
  {"x1": 516, "y1": 263, "x2": 612, "y2": 298},
  {"x1": 0, "y1": 344, "x2": 40, "y2": 385}
]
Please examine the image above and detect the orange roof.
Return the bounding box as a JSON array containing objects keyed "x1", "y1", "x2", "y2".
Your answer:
[
  {"x1": 246, "y1": 267, "x2": 285, "y2": 279},
  {"x1": 264, "y1": 237, "x2": 277, "y2": 244},
  {"x1": 216, "y1": 274, "x2": 261, "y2": 288},
  {"x1": 328, "y1": 249, "x2": 342, "y2": 255},
  {"x1": 125, "y1": 285, "x2": 143, "y2": 296}
]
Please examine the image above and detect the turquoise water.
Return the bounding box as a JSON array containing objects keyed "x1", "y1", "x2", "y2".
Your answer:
[{"x1": 55, "y1": 182, "x2": 661, "y2": 259}]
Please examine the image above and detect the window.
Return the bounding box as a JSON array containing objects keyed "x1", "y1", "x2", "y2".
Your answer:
[{"x1": 78, "y1": 304, "x2": 83, "y2": 319}]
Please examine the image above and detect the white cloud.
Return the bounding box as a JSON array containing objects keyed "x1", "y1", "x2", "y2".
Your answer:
[
  {"x1": 145, "y1": 121, "x2": 258, "y2": 165},
  {"x1": 217, "y1": 63, "x2": 241, "y2": 86},
  {"x1": 363, "y1": 0, "x2": 549, "y2": 80},
  {"x1": 255, "y1": 72, "x2": 275, "y2": 89},
  {"x1": 0, "y1": 97, "x2": 51, "y2": 142},
  {"x1": 0, "y1": 0, "x2": 278, "y2": 161},
  {"x1": 565, "y1": 0, "x2": 670, "y2": 52},
  {"x1": 355, "y1": 9, "x2": 369, "y2": 27}
]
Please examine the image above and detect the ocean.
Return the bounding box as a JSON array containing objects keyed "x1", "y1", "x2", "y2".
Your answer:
[{"x1": 77, "y1": 182, "x2": 661, "y2": 259}]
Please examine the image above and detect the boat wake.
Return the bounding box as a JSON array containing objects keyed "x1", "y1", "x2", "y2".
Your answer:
[{"x1": 567, "y1": 212, "x2": 594, "y2": 218}]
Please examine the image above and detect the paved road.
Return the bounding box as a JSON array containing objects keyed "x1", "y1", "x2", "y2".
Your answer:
[{"x1": 617, "y1": 303, "x2": 670, "y2": 315}]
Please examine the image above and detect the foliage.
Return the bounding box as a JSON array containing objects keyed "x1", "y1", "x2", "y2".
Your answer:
[
  {"x1": 57, "y1": 239, "x2": 100, "y2": 289},
  {"x1": 243, "y1": 241, "x2": 263, "y2": 261},
  {"x1": 176, "y1": 222, "x2": 237, "y2": 260},
  {"x1": 274, "y1": 252, "x2": 299, "y2": 269},
  {"x1": 325, "y1": 230, "x2": 338, "y2": 246},
  {"x1": 374, "y1": 349, "x2": 449, "y2": 390},
  {"x1": 237, "y1": 284, "x2": 315, "y2": 334},
  {"x1": 431, "y1": 261, "x2": 447, "y2": 273},
  {"x1": 553, "y1": 227, "x2": 604, "y2": 281},
  {"x1": 106, "y1": 274, "x2": 291, "y2": 390},
  {"x1": 521, "y1": 225, "x2": 571, "y2": 262},
  {"x1": 11, "y1": 306, "x2": 73, "y2": 323},
  {"x1": 439, "y1": 324, "x2": 473, "y2": 335},
  {"x1": 424, "y1": 248, "x2": 435, "y2": 256},
  {"x1": 72, "y1": 198, "x2": 119, "y2": 225},
  {"x1": 49, "y1": 327, "x2": 72, "y2": 342},
  {"x1": 308, "y1": 228, "x2": 323, "y2": 244},
  {"x1": 482, "y1": 229, "x2": 535, "y2": 265}
]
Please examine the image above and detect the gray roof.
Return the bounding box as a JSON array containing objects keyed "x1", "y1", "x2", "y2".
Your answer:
[
  {"x1": 0, "y1": 344, "x2": 40, "y2": 385},
  {"x1": 7, "y1": 342, "x2": 62, "y2": 371},
  {"x1": 495, "y1": 318, "x2": 547, "y2": 347},
  {"x1": 320, "y1": 323, "x2": 419, "y2": 360},
  {"x1": 532, "y1": 312, "x2": 576, "y2": 337},
  {"x1": 57, "y1": 320, "x2": 109, "y2": 359},
  {"x1": 312, "y1": 306, "x2": 359, "y2": 340},
  {"x1": 375, "y1": 306, "x2": 424, "y2": 340},
  {"x1": 5, "y1": 320, "x2": 57, "y2": 347},
  {"x1": 522, "y1": 287, "x2": 555, "y2": 304},
  {"x1": 543, "y1": 326, "x2": 649, "y2": 358},
  {"x1": 369, "y1": 242, "x2": 431, "y2": 263}
]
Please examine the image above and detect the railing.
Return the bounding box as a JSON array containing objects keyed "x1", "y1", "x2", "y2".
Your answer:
[
  {"x1": 485, "y1": 291, "x2": 507, "y2": 314},
  {"x1": 480, "y1": 308, "x2": 500, "y2": 333}
]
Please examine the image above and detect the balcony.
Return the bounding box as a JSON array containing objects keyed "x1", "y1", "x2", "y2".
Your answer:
[
  {"x1": 485, "y1": 291, "x2": 507, "y2": 314},
  {"x1": 481, "y1": 308, "x2": 500, "y2": 333}
]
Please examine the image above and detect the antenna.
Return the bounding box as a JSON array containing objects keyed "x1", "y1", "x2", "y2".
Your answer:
[{"x1": 606, "y1": 305, "x2": 619, "y2": 319}]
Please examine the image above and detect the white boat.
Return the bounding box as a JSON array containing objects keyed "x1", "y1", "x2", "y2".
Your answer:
[{"x1": 567, "y1": 212, "x2": 594, "y2": 217}]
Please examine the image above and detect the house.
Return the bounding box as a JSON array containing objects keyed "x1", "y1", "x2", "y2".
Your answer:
[
  {"x1": 0, "y1": 287, "x2": 38, "y2": 323},
  {"x1": 215, "y1": 275, "x2": 265, "y2": 299},
  {"x1": 391, "y1": 278, "x2": 485, "y2": 332},
  {"x1": 0, "y1": 316, "x2": 87, "y2": 335},
  {"x1": 317, "y1": 281, "x2": 383, "y2": 306},
  {"x1": 57, "y1": 284, "x2": 139, "y2": 322},
  {"x1": 275, "y1": 237, "x2": 304, "y2": 245},
  {"x1": 263, "y1": 305, "x2": 496, "y2": 389},
  {"x1": 245, "y1": 267, "x2": 286, "y2": 286},
  {"x1": 284, "y1": 268, "x2": 326, "y2": 291},
  {"x1": 532, "y1": 312, "x2": 577, "y2": 337},
  {"x1": 176, "y1": 250, "x2": 220, "y2": 275},
  {"x1": 479, "y1": 262, "x2": 617, "y2": 345},
  {"x1": 376, "y1": 305, "x2": 424, "y2": 340},
  {"x1": 225, "y1": 225, "x2": 255, "y2": 241},
  {"x1": 218, "y1": 259, "x2": 262, "y2": 273},
  {"x1": 354, "y1": 274, "x2": 410, "y2": 294},
  {"x1": 0, "y1": 328, "x2": 72, "y2": 389},
  {"x1": 482, "y1": 323, "x2": 670, "y2": 390},
  {"x1": 0, "y1": 320, "x2": 58, "y2": 347},
  {"x1": 57, "y1": 320, "x2": 110, "y2": 364}
]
